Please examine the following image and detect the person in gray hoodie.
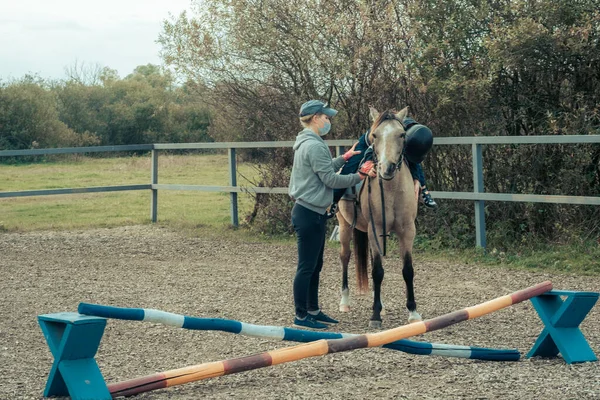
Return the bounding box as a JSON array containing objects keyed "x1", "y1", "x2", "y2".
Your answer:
[{"x1": 289, "y1": 100, "x2": 375, "y2": 329}]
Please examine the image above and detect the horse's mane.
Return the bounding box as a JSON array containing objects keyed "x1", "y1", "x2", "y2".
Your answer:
[{"x1": 368, "y1": 110, "x2": 403, "y2": 142}]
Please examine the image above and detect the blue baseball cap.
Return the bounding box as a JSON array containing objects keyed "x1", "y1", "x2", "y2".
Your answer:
[{"x1": 299, "y1": 100, "x2": 338, "y2": 117}]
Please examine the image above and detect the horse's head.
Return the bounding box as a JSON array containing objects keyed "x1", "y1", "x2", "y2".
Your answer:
[{"x1": 367, "y1": 106, "x2": 408, "y2": 180}]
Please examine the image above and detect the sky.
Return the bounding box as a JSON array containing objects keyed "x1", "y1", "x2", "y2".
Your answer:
[{"x1": 0, "y1": 0, "x2": 194, "y2": 81}]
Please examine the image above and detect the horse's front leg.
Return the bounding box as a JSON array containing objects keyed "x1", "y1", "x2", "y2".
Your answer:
[
  {"x1": 338, "y1": 216, "x2": 352, "y2": 312},
  {"x1": 397, "y1": 220, "x2": 422, "y2": 323},
  {"x1": 402, "y1": 251, "x2": 422, "y2": 323},
  {"x1": 370, "y1": 251, "x2": 384, "y2": 328}
]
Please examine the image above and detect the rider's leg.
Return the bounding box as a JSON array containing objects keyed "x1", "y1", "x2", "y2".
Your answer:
[{"x1": 415, "y1": 164, "x2": 437, "y2": 209}]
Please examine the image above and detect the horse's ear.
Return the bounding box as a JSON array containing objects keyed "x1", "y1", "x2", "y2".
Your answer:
[
  {"x1": 369, "y1": 106, "x2": 380, "y2": 121},
  {"x1": 395, "y1": 107, "x2": 409, "y2": 121}
]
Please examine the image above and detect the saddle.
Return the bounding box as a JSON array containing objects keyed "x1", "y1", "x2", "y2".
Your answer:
[{"x1": 339, "y1": 180, "x2": 368, "y2": 230}]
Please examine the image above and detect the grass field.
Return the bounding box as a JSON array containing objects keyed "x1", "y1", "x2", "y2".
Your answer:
[{"x1": 0, "y1": 153, "x2": 260, "y2": 234}]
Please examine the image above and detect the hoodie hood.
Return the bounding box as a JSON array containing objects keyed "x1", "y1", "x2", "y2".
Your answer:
[{"x1": 293, "y1": 128, "x2": 322, "y2": 151}]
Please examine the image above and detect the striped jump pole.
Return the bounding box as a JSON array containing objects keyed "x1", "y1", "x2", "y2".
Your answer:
[
  {"x1": 78, "y1": 303, "x2": 519, "y2": 361},
  {"x1": 107, "y1": 281, "x2": 552, "y2": 398}
]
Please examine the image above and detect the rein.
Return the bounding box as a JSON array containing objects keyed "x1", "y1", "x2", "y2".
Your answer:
[{"x1": 367, "y1": 175, "x2": 392, "y2": 257}]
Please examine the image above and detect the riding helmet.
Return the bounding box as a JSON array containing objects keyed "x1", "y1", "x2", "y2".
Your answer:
[{"x1": 404, "y1": 124, "x2": 433, "y2": 164}]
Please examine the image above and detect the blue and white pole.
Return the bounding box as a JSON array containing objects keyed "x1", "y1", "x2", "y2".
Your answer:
[{"x1": 78, "y1": 302, "x2": 519, "y2": 361}]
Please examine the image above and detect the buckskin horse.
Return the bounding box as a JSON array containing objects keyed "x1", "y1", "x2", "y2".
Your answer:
[{"x1": 336, "y1": 106, "x2": 422, "y2": 328}]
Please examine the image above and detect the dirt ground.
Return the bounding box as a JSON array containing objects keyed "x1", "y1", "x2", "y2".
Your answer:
[{"x1": 0, "y1": 225, "x2": 599, "y2": 400}]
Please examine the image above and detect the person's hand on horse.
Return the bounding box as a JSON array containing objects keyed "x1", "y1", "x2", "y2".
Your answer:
[
  {"x1": 343, "y1": 142, "x2": 361, "y2": 161},
  {"x1": 358, "y1": 160, "x2": 377, "y2": 180},
  {"x1": 414, "y1": 179, "x2": 420, "y2": 203}
]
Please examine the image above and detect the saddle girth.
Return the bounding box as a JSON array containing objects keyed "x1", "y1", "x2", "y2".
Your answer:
[{"x1": 351, "y1": 186, "x2": 358, "y2": 230}]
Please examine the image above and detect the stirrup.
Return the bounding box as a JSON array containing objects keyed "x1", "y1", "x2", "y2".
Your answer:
[{"x1": 326, "y1": 203, "x2": 338, "y2": 219}]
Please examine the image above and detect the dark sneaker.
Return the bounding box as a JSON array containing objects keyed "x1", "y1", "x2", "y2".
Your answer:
[
  {"x1": 311, "y1": 311, "x2": 339, "y2": 324},
  {"x1": 293, "y1": 315, "x2": 328, "y2": 330},
  {"x1": 325, "y1": 203, "x2": 338, "y2": 219},
  {"x1": 422, "y1": 189, "x2": 437, "y2": 209}
]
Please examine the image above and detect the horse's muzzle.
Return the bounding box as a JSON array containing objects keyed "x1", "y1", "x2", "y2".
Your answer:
[{"x1": 379, "y1": 163, "x2": 398, "y2": 180}]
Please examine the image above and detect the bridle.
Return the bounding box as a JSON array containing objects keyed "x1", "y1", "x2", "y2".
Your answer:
[
  {"x1": 370, "y1": 141, "x2": 405, "y2": 181},
  {"x1": 369, "y1": 123, "x2": 406, "y2": 181}
]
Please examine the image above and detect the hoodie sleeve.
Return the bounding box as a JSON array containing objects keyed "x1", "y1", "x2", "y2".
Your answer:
[
  {"x1": 309, "y1": 143, "x2": 362, "y2": 189},
  {"x1": 332, "y1": 155, "x2": 346, "y2": 171}
]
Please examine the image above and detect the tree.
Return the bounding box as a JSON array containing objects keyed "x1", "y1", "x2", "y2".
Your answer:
[
  {"x1": 55, "y1": 64, "x2": 212, "y2": 145},
  {"x1": 0, "y1": 76, "x2": 98, "y2": 150},
  {"x1": 64, "y1": 60, "x2": 104, "y2": 86},
  {"x1": 159, "y1": 0, "x2": 600, "y2": 244}
]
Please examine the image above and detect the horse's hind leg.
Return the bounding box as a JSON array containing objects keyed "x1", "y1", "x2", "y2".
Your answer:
[{"x1": 338, "y1": 215, "x2": 352, "y2": 312}]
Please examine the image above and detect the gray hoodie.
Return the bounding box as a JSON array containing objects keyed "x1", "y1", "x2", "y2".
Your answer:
[{"x1": 289, "y1": 128, "x2": 362, "y2": 215}]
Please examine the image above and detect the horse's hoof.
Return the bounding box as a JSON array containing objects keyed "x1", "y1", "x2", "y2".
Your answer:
[
  {"x1": 408, "y1": 311, "x2": 422, "y2": 323},
  {"x1": 339, "y1": 304, "x2": 350, "y2": 312},
  {"x1": 369, "y1": 320, "x2": 382, "y2": 329}
]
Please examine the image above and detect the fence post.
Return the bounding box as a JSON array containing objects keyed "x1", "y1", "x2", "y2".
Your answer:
[
  {"x1": 150, "y1": 149, "x2": 158, "y2": 223},
  {"x1": 336, "y1": 145, "x2": 345, "y2": 157},
  {"x1": 472, "y1": 143, "x2": 486, "y2": 248},
  {"x1": 229, "y1": 148, "x2": 239, "y2": 227}
]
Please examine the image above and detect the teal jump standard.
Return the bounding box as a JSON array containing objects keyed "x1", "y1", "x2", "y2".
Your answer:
[
  {"x1": 526, "y1": 290, "x2": 598, "y2": 364},
  {"x1": 38, "y1": 312, "x2": 111, "y2": 400}
]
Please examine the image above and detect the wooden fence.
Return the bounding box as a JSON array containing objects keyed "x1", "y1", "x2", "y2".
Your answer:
[{"x1": 1, "y1": 136, "x2": 599, "y2": 248}]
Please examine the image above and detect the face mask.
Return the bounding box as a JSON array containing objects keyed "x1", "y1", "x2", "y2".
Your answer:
[{"x1": 318, "y1": 121, "x2": 331, "y2": 136}]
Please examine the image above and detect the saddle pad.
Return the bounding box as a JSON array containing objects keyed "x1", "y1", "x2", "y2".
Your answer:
[{"x1": 341, "y1": 180, "x2": 364, "y2": 201}]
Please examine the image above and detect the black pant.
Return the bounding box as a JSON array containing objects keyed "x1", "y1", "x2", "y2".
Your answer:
[{"x1": 292, "y1": 203, "x2": 327, "y2": 318}]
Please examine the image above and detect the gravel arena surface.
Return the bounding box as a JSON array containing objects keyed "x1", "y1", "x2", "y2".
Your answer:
[{"x1": 1, "y1": 225, "x2": 599, "y2": 400}]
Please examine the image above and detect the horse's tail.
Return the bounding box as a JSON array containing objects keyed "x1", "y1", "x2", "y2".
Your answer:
[{"x1": 353, "y1": 228, "x2": 369, "y2": 293}]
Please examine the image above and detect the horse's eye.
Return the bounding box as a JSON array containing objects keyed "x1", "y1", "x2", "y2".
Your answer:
[{"x1": 372, "y1": 133, "x2": 377, "y2": 139}]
